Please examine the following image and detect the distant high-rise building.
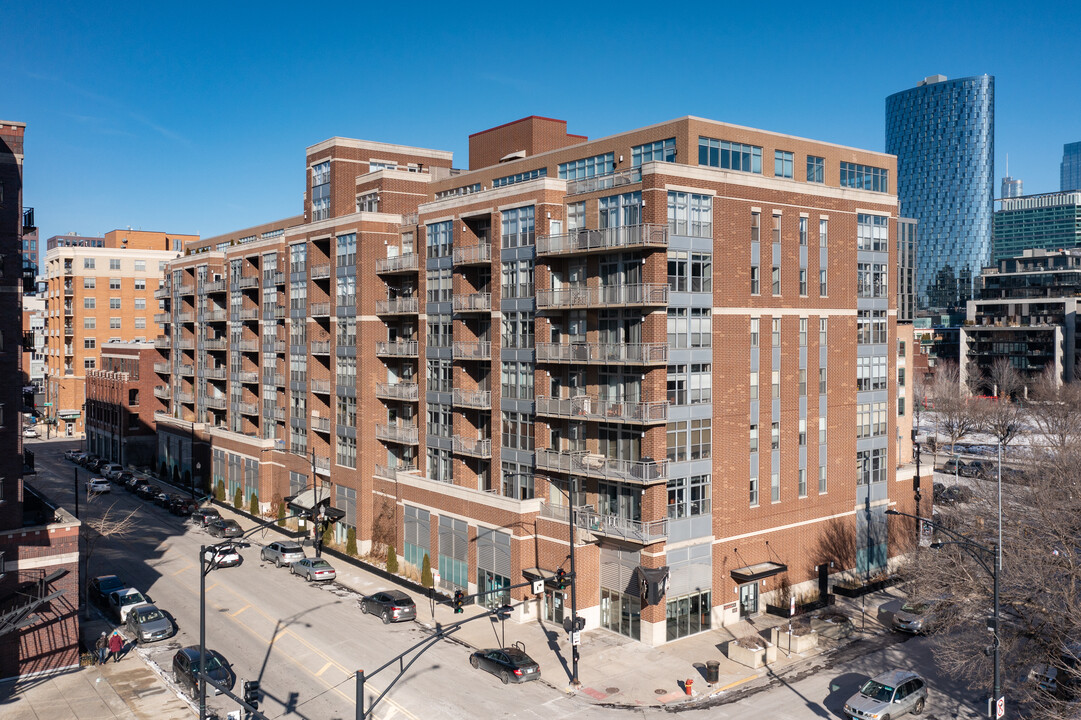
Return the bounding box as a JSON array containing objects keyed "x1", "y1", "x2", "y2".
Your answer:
[
  {"x1": 1062, "y1": 142, "x2": 1081, "y2": 191},
  {"x1": 1000, "y1": 156, "x2": 1023, "y2": 198},
  {"x1": 992, "y1": 191, "x2": 1081, "y2": 262},
  {"x1": 886, "y1": 74, "x2": 995, "y2": 310}
]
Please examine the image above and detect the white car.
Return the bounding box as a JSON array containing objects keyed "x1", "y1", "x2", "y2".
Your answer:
[
  {"x1": 87, "y1": 478, "x2": 111, "y2": 494},
  {"x1": 107, "y1": 588, "x2": 152, "y2": 623},
  {"x1": 203, "y1": 546, "x2": 243, "y2": 569},
  {"x1": 23, "y1": 428, "x2": 39, "y2": 438}
]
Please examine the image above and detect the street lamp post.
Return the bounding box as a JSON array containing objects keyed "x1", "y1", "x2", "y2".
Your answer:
[{"x1": 886, "y1": 508, "x2": 1003, "y2": 716}]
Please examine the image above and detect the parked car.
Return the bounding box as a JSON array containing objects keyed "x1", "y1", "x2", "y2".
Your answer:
[
  {"x1": 892, "y1": 600, "x2": 938, "y2": 634},
  {"x1": 843, "y1": 669, "x2": 928, "y2": 719},
  {"x1": 469, "y1": 643, "x2": 541, "y2": 684},
  {"x1": 939, "y1": 485, "x2": 973, "y2": 505},
  {"x1": 107, "y1": 588, "x2": 152, "y2": 623},
  {"x1": 290, "y1": 558, "x2": 336, "y2": 582},
  {"x1": 88, "y1": 574, "x2": 125, "y2": 607},
  {"x1": 960, "y1": 459, "x2": 995, "y2": 478},
  {"x1": 940, "y1": 458, "x2": 966, "y2": 475},
  {"x1": 64, "y1": 449, "x2": 81, "y2": 461},
  {"x1": 191, "y1": 507, "x2": 221, "y2": 528},
  {"x1": 126, "y1": 604, "x2": 177, "y2": 644},
  {"x1": 99, "y1": 463, "x2": 124, "y2": 479},
  {"x1": 129, "y1": 478, "x2": 150, "y2": 494},
  {"x1": 23, "y1": 428, "x2": 39, "y2": 438},
  {"x1": 155, "y1": 492, "x2": 173, "y2": 508},
  {"x1": 88, "y1": 458, "x2": 106, "y2": 472},
  {"x1": 169, "y1": 497, "x2": 196, "y2": 516},
  {"x1": 932, "y1": 482, "x2": 947, "y2": 502},
  {"x1": 172, "y1": 647, "x2": 235, "y2": 696},
  {"x1": 136, "y1": 484, "x2": 162, "y2": 501},
  {"x1": 207, "y1": 518, "x2": 243, "y2": 539},
  {"x1": 87, "y1": 478, "x2": 111, "y2": 494},
  {"x1": 114, "y1": 471, "x2": 134, "y2": 486},
  {"x1": 260, "y1": 540, "x2": 305, "y2": 568},
  {"x1": 360, "y1": 590, "x2": 417, "y2": 624},
  {"x1": 204, "y1": 545, "x2": 243, "y2": 569}
]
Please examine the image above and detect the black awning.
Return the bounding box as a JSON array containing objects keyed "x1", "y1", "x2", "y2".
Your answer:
[{"x1": 730, "y1": 561, "x2": 787, "y2": 584}]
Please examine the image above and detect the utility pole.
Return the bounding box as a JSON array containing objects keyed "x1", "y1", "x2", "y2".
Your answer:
[
  {"x1": 73, "y1": 465, "x2": 79, "y2": 519},
  {"x1": 568, "y1": 475, "x2": 580, "y2": 688}
]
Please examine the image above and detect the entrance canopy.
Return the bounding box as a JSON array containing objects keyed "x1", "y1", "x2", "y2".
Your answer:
[
  {"x1": 285, "y1": 486, "x2": 344, "y2": 522},
  {"x1": 730, "y1": 561, "x2": 787, "y2": 584}
]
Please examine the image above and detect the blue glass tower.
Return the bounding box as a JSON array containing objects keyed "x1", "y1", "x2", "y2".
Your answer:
[
  {"x1": 1062, "y1": 142, "x2": 1081, "y2": 192},
  {"x1": 886, "y1": 74, "x2": 994, "y2": 310}
]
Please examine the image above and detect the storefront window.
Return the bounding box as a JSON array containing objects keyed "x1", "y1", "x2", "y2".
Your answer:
[
  {"x1": 477, "y1": 570, "x2": 510, "y2": 610},
  {"x1": 665, "y1": 590, "x2": 711, "y2": 641},
  {"x1": 600, "y1": 588, "x2": 641, "y2": 640}
]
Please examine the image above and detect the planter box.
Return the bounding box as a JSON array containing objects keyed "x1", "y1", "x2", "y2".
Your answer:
[
  {"x1": 771, "y1": 626, "x2": 819, "y2": 654},
  {"x1": 726, "y1": 639, "x2": 776, "y2": 669},
  {"x1": 832, "y1": 576, "x2": 900, "y2": 598},
  {"x1": 765, "y1": 594, "x2": 835, "y2": 618}
]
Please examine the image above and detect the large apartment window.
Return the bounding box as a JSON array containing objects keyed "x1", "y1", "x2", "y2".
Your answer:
[
  {"x1": 501, "y1": 206, "x2": 536, "y2": 247},
  {"x1": 427, "y1": 359, "x2": 452, "y2": 393},
  {"x1": 857, "y1": 402, "x2": 888, "y2": 438},
  {"x1": 750, "y1": 318, "x2": 759, "y2": 347},
  {"x1": 667, "y1": 365, "x2": 686, "y2": 405},
  {"x1": 336, "y1": 396, "x2": 357, "y2": 427},
  {"x1": 109, "y1": 278, "x2": 120, "y2": 289},
  {"x1": 857, "y1": 214, "x2": 889, "y2": 251},
  {"x1": 857, "y1": 263, "x2": 888, "y2": 298},
  {"x1": 857, "y1": 310, "x2": 888, "y2": 345},
  {"x1": 501, "y1": 411, "x2": 534, "y2": 451},
  {"x1": 807, "y1": 155, "x2": 824, "y2": 183},
  {"x1": 83, "y1": 277, "x2": 95, "y2": 289},
  {"x1": 501, "y1": 259, "x2": 534, "y2": 298},
  {"x1": 689, "y1": 363, "x2": 711, "y2": 404},
  {"x1": 667, "y1": 474, "x2": 711, "y2": 518},
  {"x1": 558, "y1": 152, "x2": 614, "y2": 180},
  {"x1": 427, "y1": 221, "x2": 452, "y2": 258},
  {"x1": 109, "y1": 258, "x2": 121, "y2": 270},
  {"x1": 857, "y1": 448, "x2": 887, "y2": 485},
  {"x1": 774, "y1": 150, "x2": 793, "y2": 178},
  {"x1": 427, "y1": 404, "x2": 452, "y2": 438},
  {"x1": 426, "y1": 267, "x2": 452, "y2": 303},
  {"x1": 336, "y1": 233, "x2": 357, "y2": 267},
  {"x1": 356, "y1": 192, "x2": 379, "y2": 212},
  {"x1": 109, "y1": 298, "x2": 121, "y2": 309},
  {"x1": 819, "y1": 218, "x2": 828, "y2": 247},
  {"x1": 84, "y1": 297, "x2": 95, "y2": 309},
  {"x1": 336, "y1": 274, "x2": 356, "y2": 307},
  {"x1": 134, "y1": 298, "x2": 146, "y2": 310},
  {"x1": 501, "y1": 311, "x2": 534, "y2": 349},
  {"x1": 311, "y1": 160, "x2": 330, "y2": 221},
  {"x1": 598, "y1": 192, "x2": 641, "y2": 228},
  {"x1": 336, "y1": 436, "x2": 357, "y2": 469},
  {"x1": 749, "y1": 371, "x2": 759, "y2": 400},
  {"x1": 750, "y1": 424, "x2": 758, "y2": 453},
  {"x1": 493, "y1": 167, "x2": 547, "y2": 187},
  {"x1": 667, "y1": 192, "x2": 713, "y2": 238},
  {"x1": 698, "y1": 137, "x2": 762, "y2": 173},
  {"x1": 84, "y1": 258, "x2": 95, "y2": 269},
  {"x1": 501, "y1": 362, "x2": 534, "y2": 400},
  {"x1": 666, "y1": 420, "x2": 711, "y2": 461},
  {"x1": 501, "y1": 463, "x2": 534, "y2": 500},
  {"x1": 290, "y1": 243, "x2": 307, "y2": 274},
  {"x1": 567, "y1": 202, "x2": 585, "y2": 230},
  {"x1": 857, "y1": 356, "x2": 888, "y2": 391},
  {"x1": 632, "y1": 138, "x2": 675, "y2": 166},
  {"x1": 839, "y1": 162, "x2": 889, "y2": 193}
]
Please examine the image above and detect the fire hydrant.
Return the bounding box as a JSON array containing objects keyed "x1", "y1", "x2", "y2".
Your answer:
[{"x1": 684, "y1": 678, "x2": 694, "y2": 695}]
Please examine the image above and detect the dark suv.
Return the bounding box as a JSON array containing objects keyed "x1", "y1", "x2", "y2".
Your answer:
[
  {"x1": 191, "y1": 507, "x2": 221, "y2": 528},
  {"x1": 172, "y1": 647, "x2": 235, "y2": 695},
  {"x1": 360, "y1": 590, "x2": 417, "y2": 623}
]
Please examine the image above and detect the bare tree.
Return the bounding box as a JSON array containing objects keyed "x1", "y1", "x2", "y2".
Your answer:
[
  {"x1": 979, "y1": 360, "x2": 1026, "y2": 455},
  {"x1": 989, "y1": 357, "x2": 1025, "y2": 400},
  {"x1": 81, "y1": 498, "x2": 139, "y2": 619},
  {"x1": 912, "y1": 371, "x2": 929, "y2": 439},
  {"x1": 932, "y1": 361, "x2": 981, "y2": 461}
]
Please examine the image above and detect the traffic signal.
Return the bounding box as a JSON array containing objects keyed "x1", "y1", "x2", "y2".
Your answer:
[
  {"x1": 556, "y1": 568, "x2": 568, "y2": 590},
  {"x1": 453, "y1": 589, "x2": 464, "y2": 613},
  {"x1": 243, "y1": 679, "x2": 261, "y2": 708}
]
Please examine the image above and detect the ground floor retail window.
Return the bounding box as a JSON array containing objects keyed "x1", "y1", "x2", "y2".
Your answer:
[
  {"x1": 403, "y1": 542, "x2": 427, "y2": 570},
  {"x1": 477, "y1": 569, "x2": 510, "y2": 609},
  {"x1": 600, "y1": 588, "x2": 640, "y2": 640},
  {"x1": 440, "y1": 555, "x2": 467, "y2": 591},
  {"x1": 665, "y1": 590, "x2": 711, "y2": 641}
]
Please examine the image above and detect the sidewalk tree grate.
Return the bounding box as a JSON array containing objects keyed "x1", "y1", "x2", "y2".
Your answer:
[{"x1": 605, "y1": 687, "x2": 619, "y2": 694}]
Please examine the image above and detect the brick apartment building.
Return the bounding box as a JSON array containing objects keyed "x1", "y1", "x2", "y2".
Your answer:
[
  {"x1": 0, "y1": 121, "x2": 81, "y2": 681},
  {"x1": 41, "y1": 229, "x2": 196, "y2": 436},
  {"x1": 85, "y1": 341, "x2": 166, "y2": 467},
  {"x1": 155, "y1": 115, "x2": 915, "y2": 645}
]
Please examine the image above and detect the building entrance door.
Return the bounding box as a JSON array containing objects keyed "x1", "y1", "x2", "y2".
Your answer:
[{"x1": 738, "y1": 583, "x2": 759, "y2": 618}]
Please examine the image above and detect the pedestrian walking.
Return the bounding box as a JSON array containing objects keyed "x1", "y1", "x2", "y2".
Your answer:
[
  {"x1": 95, "y1": 632, "x2": 108, "y2": 665},
  {"x1": 108, "y1": 630, "x2": 123, "y2": 663}
]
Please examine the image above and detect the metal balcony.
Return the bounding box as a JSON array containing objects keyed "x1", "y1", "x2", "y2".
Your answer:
[
  {"x1": 452, "y1": 244, "x2": 492, "y2": 266},
  {"x1": 311, "y1": 302, "x2": 332, "y2": 317},
  {"x1": 535, "y1": 283, "x2": 669, "y2": 310},
  {"x1": 376, "y1": 297, "x2": 419, "y2": 315},
  {"x1": 375, "y1": 423, "x2": 419, "y2": 445},
  {"x1": 237, "y1": 308, "x2": 258, "y2": 321},
  {"x1": 176, "y1": 391, "x2": 195, "y2": 404},
  {"x1": 235, "y1": 371, "x2": 259, "y2": 384},
  {"x1": 452, "y1": 389, "x2": 491, "y2": 409},
  {"x1": 175, "y1": 338, "x2": 194, "y2": 350},
  {"x1": 452, "y1": 341, "x2": 491, "y2": 361},
  {"x1": 177, "y1": 284, "x2": 195, "y2": 295},
  {"x1": 238, "y1": 401, "x2": 259, "y2": 416},
  {"x1": 375, "y1": 254, "x2": 420, "y2": 274},
  {"x1": 535, "y1": 342, "x2": 667, "y2": 365},
  {"x1": 63, "y1": 326, "x2": 74, "y2": 336},
  {"x1": 153, "y1": 362, "x2": 171, "y2": 374},
  {"x1": 451, "y1": 436, "x2": 491, "y2": 458},
  {"x1": 376, "y1": 382, "x2": 419, "y2": 401},
  {"x1": 237, "y1": 340, "x2": 258, "y2": 352},
  {"x1": 535, "y1": 449, "x2": 667, "y2": 484},
  {"x1": 177, "y1": 312, "x2": 195, "y2": 324},
  {"x1": 206, "y1": 310, "x2": 227, "y2": 322},
  {"x1": 311, "y1": 416, "x2": 331, "y2": 433},
  {"x1": 154, "y1": 286, "x2": 171, "y2": 299},
  {"x1": 311, "y1": 379, "x2": 333, "y2": 394},
  {"x1": 204, "y1": 280, "x2": 226, "y2": 294},
  {"x1": 235, "y1": 276, "x2": 259, "y2": 289},
  {"x1": 63, "y1": 286, "x2": 74, "y2": 296},
  {"x1": 536, "y1": 223, "x2": 667, "y2": 257},
  {"x1": 374, "y1": 463, "x2": 417, "y2": 480},
  {"x1": 313, "y1": 455, "x2": 331, "y2": 476},
  {"x1": 206, "y1": 396, "x2": 227, "y2": 410},
  {"x1": 204, "y1": 367, "x2": 227, "y2": 380},
  {"x1": 534, "y1": 395, "x2": 667, "y2": 424},
  {"x1": 204, "y1": 338, "x2": 228, "y2": 351},
  {"x1": 264, "y1": 340, "x2": 286, "y2": 354},
  {"x1": 310, "y1": 264, "x2": 332, "y2": 280},
  {"x1": 311, "y1": 340, "x2": 331, "y2": 355},
  {"x1": 574, "y1": 506, "x2": 667, "y2": 545},
  {"x1": 178, "y1": 364, "x2": 195, "y2": 376},
  {"x1": 267, "y1": 271, "x2": 285, "y2": 286},
  {"x1": 452, "y1": 293, "x2": 492, "y2": 313},
  {"x1": 154, "y1": 312, "x2": 172, "y2": 324},
  {"x1": 153, "y1": 336, "x2": 171, "y2": 349},
  {"x1": 153, "y1": 386, "x2": 171, "y2": 400},
  {"x1": 263, "y1": 307, "x2": 286, "y2": 320},
  {"x1": 375, "y1": 340, "x2": 418, "y2": 357},
  {"x1": 565, "y1": 167, "x2": 642, "y2": 196}
]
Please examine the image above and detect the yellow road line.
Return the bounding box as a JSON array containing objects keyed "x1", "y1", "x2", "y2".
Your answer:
[
  {"x1": 315, "y1": 661, "x2": 334, "y2": 677},
  {"x1": 230, "y1": 604, "x2": 250, "y2": 617},
  {"x1": 171, "y1": 564, "x2": 192, "y2": 576}
]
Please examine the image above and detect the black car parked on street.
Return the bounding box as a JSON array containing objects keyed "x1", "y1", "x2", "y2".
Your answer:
[{"x1": 469, "y1": 643, "x2": 541, "y2": 684}]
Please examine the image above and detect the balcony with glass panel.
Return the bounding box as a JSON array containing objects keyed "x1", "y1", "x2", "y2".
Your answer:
[
  {"x1": 376, "y1": 297, "x2": 419, "y2": 315},
  {"x1": 535, "y1": 283, "x2": 668, "y2": 310},
  {"x1": 452, "y1": 293, "x2": 491, "y2": 313},
  {"x1": 311, "y1": 340, "x2": 331, "y2": 355},
  {"x1": 206, "y1": 396, "x2": 226, "y2": 410},
  {"x1": 153, "y1": 386, "x2": 171, "y2": 400},
  {"x1": 154, "y1": 286, "x2": 171, "y2": 299},
  {"x1": 376, "y1": 423, "x2": 419, "y2": 445},
  {"x1": 234, "y1": 371, "x2": 259, "y2": 384},
  {"x1": 204, "y1": 367, "x2": 227, "y2": 380},
  {"x1": 535, "y1": 342, "x2": 667, "y2": 365},
  {"x1": 310, "y1": 302, "x2": 332, "y2": 317},
  {"x1": 176, "y1": 390, "x2": 195, "y2": 404},
  {"x1": 376, "y1": 340, "x2": 418, "y2": 357},
  {"x1": 177, "y1": 283, "x2": 195, "y2": 295},
  {"x1": 374, "y1": 462, "x2": 417, "y2": 480},
  {"x1": 535, "y1": 449, "x2": 667, "y2": 484},
  {"x1": 451, "y1": 388, "x2": 491, "y2": 409},
  {"x1": 237, "y1": 308, "x2": 258, "y2": 321},
  {"x1": 534, "y1": 395, "x2": 667, "y2": 424},
  {"x1": 237, "y1": 401, "x2": 259, "y2": 416},
  {"x1": 204, "y1": 338, "x2": 227, "y2": 351},
  {"x1": 310, "y1": 263, "x2": 332, "y2": 280},
  {"x1": 154, "y1": 312, "x2": 172, "y2": 324},
  {"x1": 153, "y1": 336, "x2": 171, "y2": 349},
  {"x1": 376, "y1": 254, "x2": 420, "y2": 275},
  {"x1": 237, "y1": 339, "x2": 259, "y2": 352},
  {"x1": 451, "y1": 436, "x2": 492, "y2": 458},
  {"x1": 311, "y1": 416, "x2": 331, "y2": 433},
  {"x1": 313, "y1": 455, "x2": 331, "y2": 476},
  {"x1": 178, "y1": 311, "x2": 195, "y2": 324},
  {"x1": 206, "y1": 309, "x2": 228, "y2": 322},
  {"x1": 452, "y1": 244, "x2": 492, "y2": 267},
  {"x1": 178, "y1": 364, "x2": 195, "y2": 376},
  {"x1": 376, "y1": 382, "x2": 419, "y2": 401},
  {"x1": 153, "y1": 362, "x2": 171, "y2": 374},
  {"x1": 311, "y1": 379, "x2": 333, "y2": 395},
  {"x1": 204, "y1": 280, "x2": 226, "y2": 294},
  {"x1": 537, "y1": 224, "x2": 667, "y2": 257},
  {"x1": 565, "y1": 168, "x2": 642, "y2": 196},
  {"x1": 452, "y1": 341, "x2": 491, "y2": 361}
]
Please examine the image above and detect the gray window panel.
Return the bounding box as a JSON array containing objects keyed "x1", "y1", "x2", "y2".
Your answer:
[{"x1": 476, "y1": 528, "x2": 511, "y2": 577}]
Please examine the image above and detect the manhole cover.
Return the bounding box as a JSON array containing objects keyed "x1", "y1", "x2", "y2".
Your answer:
[
  {"x1": 655, "y1": 689, "x2": 667, "y2": 695},
  {"x1": 606, "y1": 687, "x2": 619, "y2": 694}
]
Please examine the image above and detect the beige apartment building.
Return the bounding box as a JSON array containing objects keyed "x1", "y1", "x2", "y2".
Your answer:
[
  {"x1": 42, "y1": 229, "x2": 195, "y2": 435},
  {"x1": 154, "y1": 115, "x2": 918, "y2": 646}
]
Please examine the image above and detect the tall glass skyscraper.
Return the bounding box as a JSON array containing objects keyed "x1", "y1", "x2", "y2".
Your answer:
[
  {"x1": 886, "y1": 74, "x2": 994, "y2": 310},
  {"x1": 1061, "y1": 142, "x2": 1081, "y2": 191}
]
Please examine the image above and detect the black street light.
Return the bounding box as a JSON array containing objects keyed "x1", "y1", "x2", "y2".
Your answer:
[{"x1": 886, "y1": 508, "x2": 1003, "y2": 717}]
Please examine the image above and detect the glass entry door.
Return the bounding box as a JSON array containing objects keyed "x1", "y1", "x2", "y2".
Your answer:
[{"x1": 738, "y1": 583, "x2": 759, "y2": 618}]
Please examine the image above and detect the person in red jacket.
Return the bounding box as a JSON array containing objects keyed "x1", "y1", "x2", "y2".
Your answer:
[{"x1": 108, "y1": 630, "x2": 124, "y2": 663}]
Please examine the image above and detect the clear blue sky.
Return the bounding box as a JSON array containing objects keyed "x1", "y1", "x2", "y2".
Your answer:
[{"x1": 6, "y1": 1, "x2": 1081, "y2": 251}]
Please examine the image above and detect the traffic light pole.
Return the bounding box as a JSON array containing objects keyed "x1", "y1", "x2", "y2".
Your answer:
[{"x1": 568, "y1": 476, "x2": 580, "y2": 688}]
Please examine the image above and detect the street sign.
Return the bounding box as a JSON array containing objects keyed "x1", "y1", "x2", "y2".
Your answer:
[
  {"x1": 570, "y1": 631, "x2": 581, "y2": 646},
  {"x1": 532, "y1": 579, "x2": 544, "y2": 595},
  {"x1": 996, "y1": 696, "x2": 1005, "y2": 719}
]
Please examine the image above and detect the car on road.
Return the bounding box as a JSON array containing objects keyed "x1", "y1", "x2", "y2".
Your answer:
[
  {"x1": 191, "y1": 507, "x2": 221, "y2": 528},
  {"x1": 64, "y1": 449, "x2": 81, "y2": 461},
  {"x1": 360, "y1": 590, "x2": 417, "y2": 624},
  {"x1": 135, "y1": 484, "x2": 162, "y2": 501},
  {"x1": 87, "y1": 458, "x2": 106, "y2": 472},
  {"x1": 107, "y1": 588, "x2": 152, "y2": 623},
  {"x1": 939, "y1": 458, "x2": 966, "y2": 475},
  {"x1": 960, "y1": 459, "x2": 994, "y2": 478},
  {"x1": 204, "y1": 545, "x2": 243, "y2": 569},
  {"x1": 937, "y1": 485, "x2": 973, "y2": 505},
  {"x1": 892, "y1": 601, "x2": 938, "y2": 634},
  {"x1": 469, "y1": 643, "x2": 541, "y2": 684},
  {"x1": 99, "y1": 463, "x2": 124, "y2": 479},
  {"x1": 88, "y1": 574, "x2": 125, "y2": 607},
  {"x1": 260, "y1": 540, "x2": 305, "y2": 568},
  {"x1": 23, "y1": 427, "x2": 39, "y2": 438},
  {"x1": 290, "y1": 557, "x2": 336, "y2": 582},
  {"x1": 154, "y1": 492, "x2": 173, "y2": 508},
  {"x1": 169, "y1": 497, "x2": 196, "y2": 516},
  {"x1": 114, "y1": 471, "x2": 134, "y2": 486},
  {"x1": 172, "y1": 647, "x2": 235, "y2": 696},
  {"x1": 128, "y1": 478, "x2": 149, "y2": 493},
  {"x1": 87, "y1": 478, "x2": 111, "y2": 494},
  {"x1": 207, "y1": 518, "x2": 243, "y2": 538},
  {"x1": 125, "y1": 604, "x2": 177, "y2": 644},
  {"x1": 843, "y1": 669, "x2": 928, "y2": 719}
]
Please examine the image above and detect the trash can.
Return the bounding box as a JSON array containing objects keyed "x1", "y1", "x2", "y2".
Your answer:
[{"x1": 706, "y1": 660, "x2": 720, "y2": 685}]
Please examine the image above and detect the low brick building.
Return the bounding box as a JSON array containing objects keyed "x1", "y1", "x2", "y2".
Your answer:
[{"x1": 85, "y1": 341, "x2": 164, "y2": 468}]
